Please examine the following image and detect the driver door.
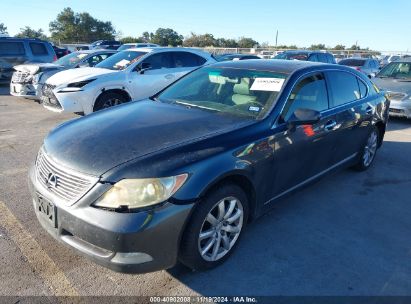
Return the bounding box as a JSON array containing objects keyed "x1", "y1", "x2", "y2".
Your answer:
[
  {"x1": 128, "y1": 52, "x2": 177, "y2": 101},
  {"x1": 269, "y1": 72, "x2": 339, "y2": 200}
]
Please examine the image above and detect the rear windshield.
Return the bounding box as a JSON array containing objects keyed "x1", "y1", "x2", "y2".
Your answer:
[
  {"x1": 96, "y1": 50, "x2": 147, "y2": 70},
  {"x1": 339, "y1": 59, "x2": 366, "y2": 66}
]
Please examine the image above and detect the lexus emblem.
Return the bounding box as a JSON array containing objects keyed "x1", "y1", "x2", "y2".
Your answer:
[{"x1": 46, "y1": 173, "x2": 58, "y2": 188}]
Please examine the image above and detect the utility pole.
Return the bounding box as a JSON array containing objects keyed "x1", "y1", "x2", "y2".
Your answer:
[{"x1": 275, "y1": 30, "x2": 278, "y2": 49}]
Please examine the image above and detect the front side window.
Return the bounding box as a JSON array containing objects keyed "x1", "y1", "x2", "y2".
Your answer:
[
  {"x1": 172, "y1": 52, "x2": 206, "y2": 67},
  {"x1": 0, "y1": 42, "x2": 25, "y2": 55},
  {"x1": 158, "y1": 67, "x2": 288, "y2": 120},
  {"x1": 327, "y1": 71, "x2": 363, "y2": 106},
  {"x1": 87, "y1": 54, "x2": 111, "y2": 66},
  {"x1": 281, "y1": 73, "x2": 329, "y2": 121},
  {"x1": 95, "y1": 50, "x2": 147, "y2": 70},
  {"x1": 29, "y1": 42, "x2": 48, "y2": 55}
]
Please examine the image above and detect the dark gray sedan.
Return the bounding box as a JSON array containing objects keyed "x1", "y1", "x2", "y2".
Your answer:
[{"x1": 29, "y1": 60, "x2": 389, "y2": 273}]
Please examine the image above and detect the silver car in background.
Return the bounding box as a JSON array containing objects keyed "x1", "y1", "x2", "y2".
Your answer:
[
  {"x1": 10, "y1": 50, "x2": 116, "y2": 99},
  {"x1": 338, "y1": 58, "x2": 380, "y2": 79},
  {"x1": 373, "y1": 58, "x2": 411, "y2": 118}
]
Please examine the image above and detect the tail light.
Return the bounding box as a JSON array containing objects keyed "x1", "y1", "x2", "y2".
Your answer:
[
  {"x1": 53, "y1": 55, "x2": 57, "y2": 61},
  {"x1": 355, "y1": 67, "x2": 361, "y2": 71}
]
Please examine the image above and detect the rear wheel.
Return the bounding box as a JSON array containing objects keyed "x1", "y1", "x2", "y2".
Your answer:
[
  {"x1": 353, "y1": 126, "x2": 379, "y2": 171},
  {"x1": 93, "y1": 91, "x2": 128, "y2": 112},
  {"x1": 179, "y1": 183, "x2": 248, "y2": 271}
]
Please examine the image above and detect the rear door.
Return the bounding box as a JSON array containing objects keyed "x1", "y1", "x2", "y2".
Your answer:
[
  {"x1": 270, "y1": 72, "x2": 339, "y2": 198},
  {"x1": 169, "y1": 51, "x2": 207, "y2": 78},
  {"x1": 324, "y1": 70, "x2": 373, "y2": 164}
]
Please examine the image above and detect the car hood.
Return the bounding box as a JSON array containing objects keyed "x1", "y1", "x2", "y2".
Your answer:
[
  {"x1": 45, "y1": 67, "x2": 116, "y2": 86},
  {"x1": 14, "y1": 63, "x2": 63, "y2": 74},
  {"x1": 373, "y1": 77, "x2": 411, "y2": 95},
  {"x1": 43, "y1": 100, "x2": 252, "y2": 176}
]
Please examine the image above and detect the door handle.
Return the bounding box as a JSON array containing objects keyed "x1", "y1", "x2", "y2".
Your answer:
[
  {"x1": 324, "y1": 120, "x2": 337, "y2": 131},
  {"x1": 164, "y1": 74, "x2": 175, "y2": 80},
  {"x1": 366, "y1": 106, "x2": 373, "y2": 115}
]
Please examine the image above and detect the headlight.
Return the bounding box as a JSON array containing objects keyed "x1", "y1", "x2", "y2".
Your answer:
[
  {"x1": 93, "y1": 174, "x2": 188, "y2": 211},
  {"x1": 67, "y1": 78, "x2": 96, "y2": 88}
]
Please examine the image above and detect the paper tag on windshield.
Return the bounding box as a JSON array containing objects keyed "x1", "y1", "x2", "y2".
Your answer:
[
  {"x1": 77, "y1": 54, "x2": 88, "y2": 59},
  {"x1": 250, "y1": 78, "x2": 285, "y2": 92},
  {"x1": 116, "y1": 59, "x2": 130, "y2": 67}
]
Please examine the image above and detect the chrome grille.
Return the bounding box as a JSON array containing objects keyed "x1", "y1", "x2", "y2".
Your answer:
[
  {"x1": 35, "y1": 149, "x2": 98, "y2": 204},
  {"x1": 12, "y1": 71, "x2": 31, "y2": 83}
]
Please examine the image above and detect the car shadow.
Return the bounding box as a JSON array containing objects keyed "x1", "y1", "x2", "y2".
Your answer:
[
  {"x1": 0, "y1": 83, "x2": 10, "y2": 96},
  {"x1": 166, "y1": 140, "x2": 411, "y2": 296},
  {"x1": 387, "y1": 117, "x2": 411, "y2": 131}
]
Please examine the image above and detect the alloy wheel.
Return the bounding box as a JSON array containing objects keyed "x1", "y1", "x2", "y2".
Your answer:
[
  {"x1": 102, "y1": 98, "x2": 122, "y2": 108},
  {"x1": 363, "y1": 130, "x2": 378, "y2": 167},
  {"x1": 198, "y1": 196, "x2": 244, "y2": 262}
]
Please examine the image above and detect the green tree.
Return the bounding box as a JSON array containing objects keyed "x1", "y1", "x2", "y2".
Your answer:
[
  {"x1": 333, "y1": 44, "x2": 345, "y2": 50},
  {"x1": 49, "y1": 7, "x2": 116, "y2": 43},
  {"x1": 183, "y1": 33, "x2": 217, "y2": 47},
  {"x1": 215, "y1": 38, "x2": 238, "y2": 48},
  {"x1": 309, "y1": 43, "x2": 326, "y2": 50},
  {"x1": 0, "y1": 23, "x2": 7, "y2": 35},
  {"x1": 120, "y1": 36, "x2": 143, "y2": 44},
  {"x1": 16, "y1": 26, "x2": 47, "y2": 40},
  {"x1": 151, "y1": 28, "x2": 183, "y2": 46},
  {"x1": 237, "y1": 37, "x2": 259, "y2": 48},
  {"x1": 349, "y1": 44, "x2": 360, "y2": 50},
  {"x1": 140, "y1": 31, "x2": 153, "y2": 42}
]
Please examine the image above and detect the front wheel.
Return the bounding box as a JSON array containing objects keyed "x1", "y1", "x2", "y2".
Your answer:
[
  {"x1": 353, "y1": 126, "x2": 379, "y2": 171},
  {"x1": 93, "y1": 91, "x2": 128, "y2": 112},
  {"x1": 179, "y1": 183, "x2": 249, "y2": 271}
]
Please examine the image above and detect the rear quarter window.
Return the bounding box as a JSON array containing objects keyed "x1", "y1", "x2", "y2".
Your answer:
[
  {"x1": 0, "y1": 42, "x2": 25, "y2": 55},
  {"x1": 172, "y1": 52, "x2": 206, "y2": 67},
  {"x1": 29, "y1": 42, "x2": 48, "y2": 56}
]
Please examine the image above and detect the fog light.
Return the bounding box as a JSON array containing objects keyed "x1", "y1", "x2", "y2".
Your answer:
[{"x1": 110, "y1": 252, "x2": 153, "y2": 264}]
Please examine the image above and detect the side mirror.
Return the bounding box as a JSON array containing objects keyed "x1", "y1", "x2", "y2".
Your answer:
[
  {"x1": 138, "y1": 62, "x2": 151, "y2": 74},
  {"x1": 287, "y1": 108, "x2": 321, "y2": 129}
]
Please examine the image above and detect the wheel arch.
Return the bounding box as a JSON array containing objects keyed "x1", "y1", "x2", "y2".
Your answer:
[
  {"x1": 93, "y1": 87, "x2": 132, "y2": 110},
  {"x1": 375, "y1": 120, "x2": 386, "y2": 147}
]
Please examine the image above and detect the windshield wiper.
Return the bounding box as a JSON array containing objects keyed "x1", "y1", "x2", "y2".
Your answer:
[{"x1": 174, "y1": 100, "x2": 221, "y2": 112}]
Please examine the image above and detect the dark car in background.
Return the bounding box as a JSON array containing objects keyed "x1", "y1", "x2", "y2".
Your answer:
[
  {"x1": 90, "y1": 40, "x2": 122, "y2": 50},
  {"x1": 339, "y1": 58, "x2": 380, "y2": 78},
  {"x1": 29, "y1": 60, "x2": 388, "y2": 273},
  {"x1": 216, "y1": 53, "x2": 261, "y2": 61},
  {"x1": 274, "y1": 50, "x2": 336, "y2": 64},
  {"x1": 373, "y1": 57, "x2": 411, "y2": 119},
  {"x1": 10, "y1": 49, "x2": 117, "y2": 99},
  {"x1": 52, "y1": 44, "x2": 71, "y2": 59},
  {"x1": 0, "y1": 37, "x2": 56, "y2": 83}
]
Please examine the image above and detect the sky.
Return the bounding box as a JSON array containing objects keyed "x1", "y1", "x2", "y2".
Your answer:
[{"x1": 1, "y1": 0, "x2": 410, "y2": 52}]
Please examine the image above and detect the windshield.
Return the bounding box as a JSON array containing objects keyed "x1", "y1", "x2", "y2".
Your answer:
[
  {"x1": 378, "y1": 62, "x2": 411, "y2": 79},
  {"x1": 95, "y1": 50, "x2": 147, "y2": 70},
  {"x1": 157, "y1": 67, "x2": 288, "y2": 120},
  {"x1": 339, "y1": 59, "x2": 366, "y2": 66},
  {"x1": 55, "y1": 52, "x2": 88, "y2": 67},
  {"x1": 117, "y1": 44, "x2": 134, "y2": 51}
]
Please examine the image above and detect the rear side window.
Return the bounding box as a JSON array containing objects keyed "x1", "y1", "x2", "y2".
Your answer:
[
  {"x1": 282, "y1": 73, "x2": 329, "y2": 121},
  {"x1": 357, "y1": 78, "x2": 368, "y2": 98},
  {"x1": 142, "y1": 52, "x2": 174, "y2": 69},
  {"x1": 172, "y1": 52, "x2": 206, "y2": 67},
  {"x1": 308, "y1": 54, "x2": 318, "y2": 62},
  {"x1": 327, "y1": 71, "x2": 363, "y2": 106},
  {"x1": 0, "y1": 42, "x2": 25, "y2": 55},
  {"x1": 29, "y1": 42, "x2": 48, "y2": 55},
  {"x1": 317, "y1": 53, "x2": 328, "y2": 63}
]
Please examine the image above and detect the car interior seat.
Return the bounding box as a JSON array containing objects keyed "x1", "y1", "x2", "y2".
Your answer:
[{"x1": 232, "y1": 78, "x2": 257, "y2": 105}]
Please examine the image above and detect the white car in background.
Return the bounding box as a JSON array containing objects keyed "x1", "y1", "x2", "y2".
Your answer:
[
  {"x1": 117, "y1": 43, "x2": 160, "y2": 51},
  {"x1": 41, "y1": 47, "x2": 215, "y2": 114}
]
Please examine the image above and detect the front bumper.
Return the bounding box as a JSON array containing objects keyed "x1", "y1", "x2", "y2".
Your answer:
[
  {"x1": 10, "y1": 82, "x2": 39, "y2": 99},
  {"x1": 28, "y1": 165, "x2": 194, "y2": 273},
  {"x1": 43, "y1": 88, "x2": 95, "y2": 114},
  {"x1": 389, "y1": 100, "x2": 411, "y2": 119}
]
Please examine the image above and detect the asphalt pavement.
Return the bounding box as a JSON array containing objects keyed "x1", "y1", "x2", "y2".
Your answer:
[{"x1": 0, "y1": 84, "x2": 410, "y2": 297}]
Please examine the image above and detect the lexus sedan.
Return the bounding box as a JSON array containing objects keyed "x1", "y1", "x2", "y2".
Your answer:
[{"x1": 29, "y1": 60, "x2": 389, "y2": 273}]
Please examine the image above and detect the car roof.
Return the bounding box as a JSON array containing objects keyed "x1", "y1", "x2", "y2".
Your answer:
[
  {"x1": 282, "y1": 50, "x2": 332, "y2": 55},
  {"x1": 0, "y1": 37, "x2": 49, "y2": 43},
  {"x1": 126, "y1": 47, "x2": 211, "y2": 56},
  {"x1": 210, "y1": 59, "x2": 325, "y2": 74},
  {"x1": 396, "y1": 57, "x2": 411, "y2": 63},
  {"x1": 77, "y1": 49, "x2": 117, "y2": 54}
]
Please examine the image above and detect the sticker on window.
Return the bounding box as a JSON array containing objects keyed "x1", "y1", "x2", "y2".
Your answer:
[
  {"x1": 250, "y1": 78, "x2": 285, "y2": 92},
  {"x1": 248, "y1": 106, "x2": 260, "y2": 112}
]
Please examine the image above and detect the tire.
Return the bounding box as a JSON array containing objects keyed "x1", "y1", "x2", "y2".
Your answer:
[
  {"x1": 353, "y1": 126, "x2": 379, "y2": 171},
  {"x1": 93, "y1": 91, "x2": 128, "y2": 112},
  {"x1": 179, "y1": 183, "x2": 249, "y2": 271}
]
